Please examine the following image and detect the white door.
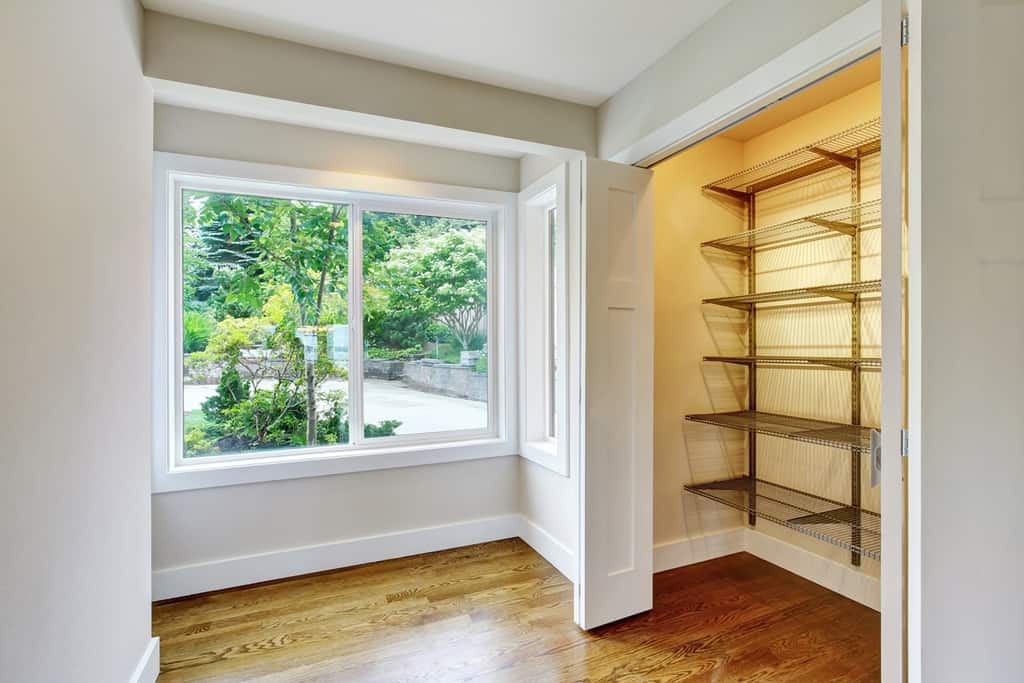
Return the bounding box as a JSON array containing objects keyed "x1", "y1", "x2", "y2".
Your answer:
[
  {"x1": 575, "y1": 158, "x2": 654, "y2": 629},
  {"x1": 880, "y1": 3, "x2": 907, "y2": 681}
]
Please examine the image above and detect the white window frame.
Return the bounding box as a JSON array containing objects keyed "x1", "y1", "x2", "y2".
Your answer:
[
  {"x1": 153, "y1": 152, "x2": 517, "y2": 493},
  {"x1": 518, "y1": 163, "x2": 570, "y2": 476}
]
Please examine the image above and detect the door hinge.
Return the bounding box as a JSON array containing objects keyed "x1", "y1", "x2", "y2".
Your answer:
[
  {"x1": 900, "y1": 16, "x2": 909, "y2": 46},
  {"x1": 900, "y1": 428, "x2": 909, "y2": 457}
]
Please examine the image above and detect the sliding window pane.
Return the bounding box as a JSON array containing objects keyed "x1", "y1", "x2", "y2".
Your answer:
[
  {"x1": 181, "y1": 190, "x2": 350, "y2": 458},
  {"x1": 362, "y1": 211, "x2": 489, "y2": 437}
]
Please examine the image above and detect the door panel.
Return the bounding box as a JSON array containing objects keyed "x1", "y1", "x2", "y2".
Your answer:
[{"x1": 576, "y1": 158, "x2": 654, "y2": 629}]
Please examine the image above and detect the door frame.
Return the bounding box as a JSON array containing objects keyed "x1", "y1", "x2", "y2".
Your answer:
[
  {"x1": 607, "y1": 3, "x2": 908, "y2": 681},
  {"x1": 607, "y1": 1, "x2": 882, "y2": 168}
]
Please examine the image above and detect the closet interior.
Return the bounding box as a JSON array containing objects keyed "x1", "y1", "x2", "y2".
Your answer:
[{"x1": 654, "y1": 53, "x2": 884, "y2": 587}]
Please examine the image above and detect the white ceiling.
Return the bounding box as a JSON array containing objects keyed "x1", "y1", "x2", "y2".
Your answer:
[{"x1": 142, "y1": 0, "x2": 731, "y2": 106}]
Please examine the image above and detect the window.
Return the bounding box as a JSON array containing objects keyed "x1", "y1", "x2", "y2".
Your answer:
[
  {"x1": 180, "y1": 190, "x2": 353, "y2": 459},
  {"x1": 155, "y1": 154, "x2": 512, "y2": 488},
  {"x1": 545, "y1": 206, "x2": 559, "y2": 439},
  {"x1": 519, "y1": 163, "x2": 570, "y2": 475},
  {"x1": 361, "y1": 211, "x2": 489, "y2": 437}
]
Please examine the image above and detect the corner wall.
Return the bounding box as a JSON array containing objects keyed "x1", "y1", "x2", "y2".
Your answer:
[{"x1": 0, "y1": 1, "x2": 155, "y2": 680}]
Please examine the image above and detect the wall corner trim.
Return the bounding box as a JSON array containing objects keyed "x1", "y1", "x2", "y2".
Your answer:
[
  {"x1": 519, "y1": 517, "x2": 577, "y2": 582},
  {"x1": 128, "y1": 637, "x2": 160, "y2": 683}
]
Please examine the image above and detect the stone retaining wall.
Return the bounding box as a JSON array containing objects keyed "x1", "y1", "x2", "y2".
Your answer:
[{"x1": 402, "y1": 360, "x2": 488, "y2": 402}]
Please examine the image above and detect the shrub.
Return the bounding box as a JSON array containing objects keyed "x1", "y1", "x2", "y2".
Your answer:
[
  {"x1": 201, "y1": 366, "x2": 250, "y2": 428},
  {"x1": 367, "y1": 346, "x2": 421, "y2": 361},
  {"x1": 184, "y1": 428, "x2": 218, "y2": 458},
  {"x1": 474, "y1": 352, "x2": 487, "y2": 374},
  {"x1": 183, "y1": 310, "x2": 216, "y2": 353}
]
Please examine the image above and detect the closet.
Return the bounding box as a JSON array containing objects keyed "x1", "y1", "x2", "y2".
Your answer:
[{"x1": 653, "y1": 54, "x2": 885, "y2": 598}]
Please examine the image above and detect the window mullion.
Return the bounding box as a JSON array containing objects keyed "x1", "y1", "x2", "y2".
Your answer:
[{"x1": 348, "y1": 202, "x2": 366, "y2": 447}]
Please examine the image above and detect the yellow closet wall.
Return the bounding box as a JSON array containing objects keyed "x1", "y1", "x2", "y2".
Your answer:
[{"x1": 653, "y1": 80, "x2": 882, "y2": 575}]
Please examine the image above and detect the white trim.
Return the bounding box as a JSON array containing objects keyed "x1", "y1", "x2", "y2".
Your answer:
[
  {"x1": 152, "y1": 152, "x2": 518, "y2": 493},
  {"x1": 153, "y1": 514, "x2": 522, "y2": 600},
  {"x1": 128, "y1": 637, "x2": 160, "y2": 683},
  {"x1": 904, "y1": 1, "x2": 921, "y2": 680},
  {"x1": 880, "y1": 0, "x2": 906, "y2": 679},
  {"x1": 607, "y1": 0, "x2": 882, "y2": 166},
  {"x1": 652, "y1": 528, "x2": 881, "y2": 611},
  {"x1": 653, "y1": 529, "x2": 746, "y2": 573},
  {"x1": 517, "y1": 163, "x2": 571, "y2": 477},
  {"x1": 519, "y1": 517, "x2": 577, "y2": 583},
  {"x1": 152, "y1": 514, "x2": 577, "y2": 601},
  {"x1": 148, "y1": 78, "x2": 583, "y2": 161}
]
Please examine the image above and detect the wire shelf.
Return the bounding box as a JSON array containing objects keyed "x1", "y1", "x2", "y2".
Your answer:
[
  {"x1": 704, "y1": 355, "x2": 882, "y2": 369},
  {"x1": 683, "y1": 477, "x2": 881, "y2": 560},
  {"x1": 703, "y1": 118, "x2": 881, "y2": 196},
  {"x1": 704, "y1": 279, "x2": 881, "y2": 310},
  {"x1": 685, "y1": 410, "x2": 873, "y2": 451},
  {"x1": 702, "y1": 200, "x2": 881, "y2": 254}
]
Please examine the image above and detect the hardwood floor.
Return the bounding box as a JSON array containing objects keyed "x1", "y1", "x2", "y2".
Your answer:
[{"x1": 153, "y1": 539, "x2": 879, "y2": 682}]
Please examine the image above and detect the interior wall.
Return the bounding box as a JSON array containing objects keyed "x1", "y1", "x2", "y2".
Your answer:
[
  {"x1": 0, "y1": 1, "x2": 154, "y2": 680},
  {"x1": 155, "y1": 105, "x2": 520, "y2": 192},
  {"x1": 914, "y1": 1, "x2": 1024, "y2": 679},
  {"x1": 652, "y1": 137, "x2": 748, "y2": 547},
  {"x1": 144, "y1": 11, "x2": 597, "y2": 156},
  {"x1": 152, "y1": 111, "x2": 521, "y2": 581},
  {"x1": 154, "y1": 458, "x2": 518, "y2": 570},
  {"x1": 652, "y1": 81, "x2": 881, "y2": 576}
]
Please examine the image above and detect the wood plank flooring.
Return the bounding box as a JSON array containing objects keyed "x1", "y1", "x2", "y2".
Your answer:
[{"x1": 153, "y1": 539, "x2": 879, "y2": 681}]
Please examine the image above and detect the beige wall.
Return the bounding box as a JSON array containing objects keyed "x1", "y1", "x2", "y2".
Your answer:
[
  {"x1": 154, "y1": 458, "x2": 518, "y2": 570},
  {"x1": 652, "y1": 82, "x2": 881, "y2": 573},
  {"x1": 598, "y1": 0, "x2": 869, "y2": 160},
  {"x1": 0, "y1": 1, "x2": 154, "y2": 680},
  {"x1": 155, "y1": 105, "x2": 521, "y2": 192},
  {"x1": 144, "y1": 11, "x2": 597, "y2": 156}
]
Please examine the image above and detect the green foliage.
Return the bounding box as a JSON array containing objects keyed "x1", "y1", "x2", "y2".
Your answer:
[
  {"x1": 201, "y1": 366, "x2": 250, "y2": 428},
  {"x1": 474, "y1": 352, "x2": 488, "y2": 375},
  {"x1": 366, "y1": 347, "x2": 422, "y2": 361},
  {"x1": 334, "y1": 418, "x2": 402, "y2": 443},
  {"x1": 373, "y1": 227, "x2": 487, "y2": 349},
  {"x1": 183, "y1": 310, "x2": 216, "y2": 353},
  {"x1": 184, "y1": 428, "x2": 218, "y2": 458},
  {"x1": 181, "y1": 197, "x2": 483, "y2": 457}
]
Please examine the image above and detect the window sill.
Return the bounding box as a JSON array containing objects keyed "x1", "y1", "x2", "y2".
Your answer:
[
  {"x1": 152, "y1": 437, "x2": 517, "y2": 493},
  {"x1": 520, "y1": 439, "x2": 569, "y2": 477}
]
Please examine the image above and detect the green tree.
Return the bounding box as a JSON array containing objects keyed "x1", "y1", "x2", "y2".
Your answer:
[{"x1": 376, "y1": 227, "x2": 487, "y2": 350}]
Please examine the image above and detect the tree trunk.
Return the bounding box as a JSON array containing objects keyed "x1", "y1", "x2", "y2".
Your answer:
[
  {"x1": 303, "y1": 204, "x2": 341, "y2": 447},
  {"x1": 305, "y1": 360, "x2": 317, "y2": 445}
]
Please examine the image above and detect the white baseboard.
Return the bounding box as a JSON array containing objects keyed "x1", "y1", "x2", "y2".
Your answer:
[
  {"x1": 128, "y1": 637, "x2": 160, "y2": 683},
  {"x1": 154, "y1": 517, "x2": 877, "y2": 611},
  {"x1": 518, "y1": 517, "x2": 576, "y2": 582},
  {"x1": 153, "y1": 514, "x2": 521, "y2": 600},
  {"x1": 744, "y1": 530, "x2": 880, "y2": 611},
  {"x1": 652, "y1": 526, "x2": 880, "y2": 612},
  {"x1": 653, "y1": 528, "x2": 746, "y2": 573}
]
